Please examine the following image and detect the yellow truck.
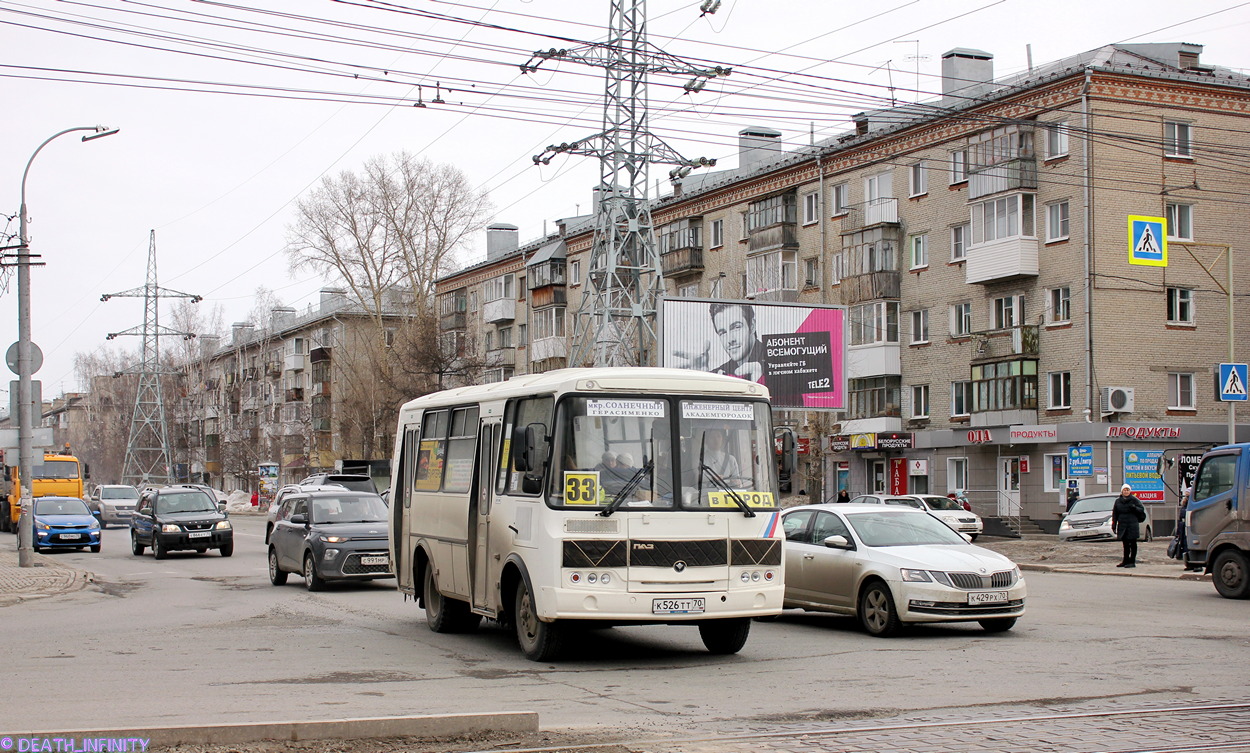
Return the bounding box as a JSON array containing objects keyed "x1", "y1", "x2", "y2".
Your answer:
[{"x1": 1, "y1": 452, "x2": 86, "y2": 533}]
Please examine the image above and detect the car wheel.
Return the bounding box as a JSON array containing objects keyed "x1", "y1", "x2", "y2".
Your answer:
[
  {"x1": 268, "y1": 547, "x2": 288, "y2": 586},
  {"x1": 151, "y1": 534, "x2": 166, "y2": 560},
  {"x1": 219, "y1": 542, "x2": 234, "y2": 557},
  {"x1": 422, "y1": 564, "x2": 480, "y2": 633},
  {"x1": 858, "y1": 581, "x2": 902, "y2": 637},
  {"x1": 1212, "y1": 549, "x2": 1250, "y2": 599},
  {"x1": 131, "y1": 531, "x2": 144, "y2": 557},
  {"x1": 303, "y1": 554, "x2": 326, "y2": 592},
  {"x1": 698, "y1": 618, "x2": 751, "y2": 654},
  {"x1": 90, "y1": 544, "x2": 101, "y2": 553},
  {"x1": 979, "y1": 617, "x2": 1017, "y2": 633},
  {"x1": 514, "y1": 578, "x2": 564, "y2": 661},
  {"x1": 1143, "y1": 526, "x2": 1152, "y2": 543},
  {"x1": 32, "y1": 542, "x2": 42, "y2": 553},
  {"x1": 969, "y1": 533, "x2": 979, "y2": 541}
]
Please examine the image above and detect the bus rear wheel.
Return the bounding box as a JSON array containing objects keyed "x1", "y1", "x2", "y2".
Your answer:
[
  {"x1": 423, "y1": 565, "x2": 480, "y2": 633},
  {"x1": 698, "y1": 618, "x2": 751, "y2": 654},
  {"x1": 514, "y1": 580, "x2": 563, "y2": 661}
]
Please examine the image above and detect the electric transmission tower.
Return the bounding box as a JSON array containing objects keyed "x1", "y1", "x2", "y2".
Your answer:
[
  {"x1": 102, "y1": 230, "x2": 200, "y2": 486},
  {"x1": 524, "y1": 0, "x2": 727, "y2": 367}
]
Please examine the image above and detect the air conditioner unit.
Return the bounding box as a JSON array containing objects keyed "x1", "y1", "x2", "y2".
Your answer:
[{"x1": 1101, "y1": 386, "x2": 1135, "y2": 414}]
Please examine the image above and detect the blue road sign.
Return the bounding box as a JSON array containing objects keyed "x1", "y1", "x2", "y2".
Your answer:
[
  {"x1": 1128, "y1": 215, "x2": 1167, "y2": 267},
  {"x1": 1218, "y1": 363, "x2": 1249, "y2": 402}
]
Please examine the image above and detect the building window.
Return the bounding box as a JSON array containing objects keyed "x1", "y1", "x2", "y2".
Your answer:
[
  {"x1": 745, "y1": 250, "x2": 797, "y2": 295},
  {"x1": 971, "y1": 193, "x2": 1034, "y2": 245},
  {"x1": 1167, "y1": 287, "x2": 1194, "y2": 324},
  {"x1": 972, "y1": 359, "x2": 1038, "y2": 412},
  {"x1": 483, "y1": 331, "x2": 493, "y2": 352},
  {"x1": 1046, "y1": 201, "x2": 1070, "y2": 242},
  {"x1": 802, "y1": 192, "x2": 819, "y2": 225},
  {"x1": 948, "y1": 457, "x2": 968, "y2": 493},
  {"x1": 949, "y1": 149, "x2": 967, "y2": 184},
  {"x1": 951, "y1": 302, "x2": 972, "y2": 337},
  {"x1": 1050, "y1": 287, "x2": 1071, "y2": 323},
  {"x1": 1169, "y1": 372, "x2": 1195, "y2": 409},
  {"x1": 909, "y1": 161, "x2": 927, "y2": 197},
  {"x1": 468, "y1": 291, "x2": 478, "y2": 312},
  {"x1": 950, "y1": 224, "x2": 969, "y2": 261},
  {"x1": 709, "y1": 218, "x2": 724, "y2": 248},
  {"x1": 1166, "y1": 203, "x2": 1193, "y2": 240},
  {"x1": 532, "y1": 307, "x2": 565, "y2": 340},
  {"x1": 498, "y1": 327, "x2": 512, "y2": 348},
  {"x1": 658, "y1": 219, "x2": 702, "y2": 255},
  {"x1": 909, "y1": 234, "x2": 928, "y2": 269},
  {"x1": 1044, "y1": 122, "x2": 1069, "y2": 159},
  {"x1": 484, "y1": 274, "x2": 515, "y2": 302},
  {"x1": 951, "y1": 381, "x2": 973, "y2": 417},
  {"x1": 910, "y1": 384, "x2": 930, "y2": 418},
  {"x1": 804, "y1": 257, "x2": 819, "y2": 287},
  {"x1": 910, "y1": 309, "x2": 929, "y2": 344},
  {"x1": 1048, "y1": 371, "x2": 1071, "y2": 409},
  {"x1": 746, "y1": 194, "x2": 796, "y2": 231},
  {"x1": 677, "y1": 282, "x2": 699, "y2": 298},
  {"x1": 1164, "y1": 121, "x2": 1192, "y2": 158},
  {"x1": 1044, "y1": 453, "x2": 1068, "y2": 493},
  {"x1": 569, "y1": 260, "x2": 581, "y2": 285},
  {"x1": 517, "y1": 323, "x2": 527, "y2": 345},
  {"x1": 831, "y1": 183, "x2": 850, "y2": 216},
  {"x1": 993, "y1": 295, "x2": 1023, "y2": 330},
  {"x1": 848, "y1": 376, "x2": 901, "y2": 419},
  {"x1": 849, "y1": 301, "x2": 899, "y2": 346}
]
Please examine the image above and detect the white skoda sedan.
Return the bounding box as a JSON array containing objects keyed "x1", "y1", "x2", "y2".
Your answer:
[{"x1": 780, "y1": 504, "x2": 1025, "y2": 636}]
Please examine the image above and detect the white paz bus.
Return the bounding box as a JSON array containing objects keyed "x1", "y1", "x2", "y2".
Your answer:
[{"x1": 389, "y1": 367, "x2": 791, "y2": 661}]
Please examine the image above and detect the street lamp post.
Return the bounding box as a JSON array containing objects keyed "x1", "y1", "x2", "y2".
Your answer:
[{"x1": 15, "y1": 125, "x2": 118, "y2": 567}]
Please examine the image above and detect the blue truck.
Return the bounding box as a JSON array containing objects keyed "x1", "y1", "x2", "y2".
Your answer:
[{"x1": 1186, "y1": 443, "x2": 1250, "y2": 598}]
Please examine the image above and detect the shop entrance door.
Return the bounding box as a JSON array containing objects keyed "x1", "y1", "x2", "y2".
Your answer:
[{"x1": 999, "y1": 456, "x2": 1021, "y2": 516}]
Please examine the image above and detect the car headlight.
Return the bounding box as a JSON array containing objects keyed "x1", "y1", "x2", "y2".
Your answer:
[
  {"x1": 215, "y1": 520, "x2": 232, "y2": 530},
  {"x1": 320, "y1": 535, "x2": 349, "y2": 543},
  {"x1": 35, "y1": 520, "x2": 49, "y2": 530},
  {"x1": 161, "y1": 524, "x2": 181, "y2": 533},
  {"x1": 1059, "y1": 519, "x2": 1071, "y2": 530},
  {"x1": 88, "y1": 520, "x2": 100, "y2": 529},
  {"x1": 900, "y1": 568, "x2": 932, "y2": 582}
]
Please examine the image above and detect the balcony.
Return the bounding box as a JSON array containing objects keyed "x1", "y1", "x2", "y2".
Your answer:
[
  {"x1": 968, "y1": 158, "x2": 1037, "y2": 200},
  {"x1": 840, "y1": 198, "x2": 899, "y2": 232},
  {"x1": 965, "y1": 237, "x2": 1039, "y2": 284},
  {"x1": 530, "y1": 286, "x2": 567, "y2": 309},
  {"x1": 243, "y1": 367, "x2": 259, "y2": 381},
  {"x1": 483, "y1": 298, "x2": 516, "y2": 323},
  {"x1": 285, "y1": 387, "x2": 305, "y2": 402},
  {"x1": 531, "y1": 336, "x2": 567, "y2": 362},
  {"x1": 839, "y1": 271, "x2": 900, "y2": 306},
  {"x1": 486, "y1": 347, "x2": 517, "y2": 367},
  {"x1": 311, "y1": 381, "x2": 331, "y2": 398},
  {"x1": 284, "y1": 353, "x2": 307, "y2": 372},
  {"x1": 845, "y1": 343, "x2": 901, "y2": 380},
  {"x1": 265, "y1": 361, "x2": 282, "y2": 377},
  {"x1": 747, "y1": 224, "x2": 798, "y2": 255},
  {"x1": 969, "y1": 325, "x2": 1039, "y2": 363},
  {"x1": 440, "y1": 311, "x2": 467, "y2": 331},
  {"x1": 661, "y1": 246, "x2": 704, "y2": 277}
]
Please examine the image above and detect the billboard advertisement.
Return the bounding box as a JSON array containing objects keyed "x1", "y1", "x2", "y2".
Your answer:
[
  {"x1": 660, "y1": 298, "x2": 845, "y2": 410},
  {"x1": 1123, "y1": 449, "x2": 1165, "y2": 502}
]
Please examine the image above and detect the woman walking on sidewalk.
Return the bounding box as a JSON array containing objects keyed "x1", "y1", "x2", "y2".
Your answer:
[{"x1": 1111, "y1": 483, "x2": 1147, "y2": 568}]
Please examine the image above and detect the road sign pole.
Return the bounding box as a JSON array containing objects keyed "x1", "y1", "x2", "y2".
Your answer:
[{"x1": 1228, "y1": 244, "x2": 1235, "y2": 446}]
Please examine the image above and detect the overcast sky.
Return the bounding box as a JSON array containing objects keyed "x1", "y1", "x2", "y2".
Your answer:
[{"x1": 3, "y1": 0, "x2": 1249, "y2": 398}]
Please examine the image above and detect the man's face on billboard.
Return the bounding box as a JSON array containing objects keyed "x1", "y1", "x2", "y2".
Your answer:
[{"x1": 712, "y1": 306, "x2": 754, "y2": 362}]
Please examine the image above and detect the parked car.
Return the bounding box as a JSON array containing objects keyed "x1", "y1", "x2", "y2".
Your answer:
[
  {"x1": 130, "y1": 486, "x2": 234, "y2": 559},
  {"x1": 88, "y1": 484, "x2": 141, "y2": 527},
  {"x1": 1058, "y1": 493, "x2": 1153, "y2": 542},
  {"x1": 33, "y1": 496, "x2": 102, "y2": 553},
  {"x1": 779, "y1": 503, "x2": 1025, "y2": 636},
  {"x1": 847, "y1": 493, "x2": 927, "y2": 509},
  {"x1": 268, "y1": 487, "x2": 391, "y2": 591},
  {"x1": 179, "y1": 484, "x2": 229, "y2": 512},
  {"x1": 298, "y1": 473, "x2": 378, "y2": 495},
  {"x1": 904, "y1": 494, "x2": 984, "y2": 541}
]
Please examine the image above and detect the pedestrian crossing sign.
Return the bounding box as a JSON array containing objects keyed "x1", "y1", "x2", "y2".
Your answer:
[
  {"x1": 1128, "y1": 215, "x2": 1168, "y2": 267},
  {"x1": 1218, "y1": 363, "x2": 1248, "y2": 402}
]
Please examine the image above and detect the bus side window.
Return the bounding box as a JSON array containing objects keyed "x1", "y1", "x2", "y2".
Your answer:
[
  {"x1": 401, "y1": 425, "x2": 419, "y2": 508},
  {"x1": 414, "y1": 410, "x2": 450, "y2": 491},
  {"x1": 500, "y1": 396, "x2": 554, "y2": 496}
]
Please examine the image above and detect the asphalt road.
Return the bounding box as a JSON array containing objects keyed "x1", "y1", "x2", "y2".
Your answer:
[{"x1": 2, "y1": 515, "x2": 1245, "y2": 741}]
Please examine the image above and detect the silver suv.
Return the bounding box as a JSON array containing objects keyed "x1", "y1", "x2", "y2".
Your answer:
[{"x1": 89, "y1": 484, "x2": 141, "y2": 527}]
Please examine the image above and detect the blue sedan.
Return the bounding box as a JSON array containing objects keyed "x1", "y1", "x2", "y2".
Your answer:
[{"x1": 33, "y1": 496, "x2": 102, "y2": 553}]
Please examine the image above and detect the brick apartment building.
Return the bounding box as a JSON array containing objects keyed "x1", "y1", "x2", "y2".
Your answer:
[{"x1": 435, "y1": 41, "x2": 1250, "y2": 531}]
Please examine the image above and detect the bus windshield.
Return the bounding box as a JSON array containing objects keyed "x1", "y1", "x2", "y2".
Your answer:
[{"x1": 553, "y1": 396, "x2": 776, "y2": 511}]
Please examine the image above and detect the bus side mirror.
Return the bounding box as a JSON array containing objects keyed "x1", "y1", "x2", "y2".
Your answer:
[
  {"x1": 512, "y1": 423, "x2": 549, "y2": 494},
  {"x1": 83, "y1": 464, "x2": 91, "y2": 480}
]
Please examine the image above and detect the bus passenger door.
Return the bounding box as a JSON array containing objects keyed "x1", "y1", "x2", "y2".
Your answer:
[
  {"x1": 471, "y1": 420, "x2": 501, "y2": 613},
  {"x1": 392, "y1": 424, "x2": 419, "y2": 594}
]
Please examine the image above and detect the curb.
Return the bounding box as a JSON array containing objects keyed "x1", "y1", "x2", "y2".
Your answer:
[
  {"x1": 14, "y1": 711, "x2": 539, "y2": 747},
  {"x1": 1019, "y1": 563, "x2": 1211, "y2": 580}
]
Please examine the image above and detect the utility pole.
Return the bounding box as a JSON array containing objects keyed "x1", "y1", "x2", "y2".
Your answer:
[
  {"x1": 102, "y1": 230, "x2": 200, "y2": 487},
  {"x1": 523, "y1": 0, "x2": 727, "y2": 367}
]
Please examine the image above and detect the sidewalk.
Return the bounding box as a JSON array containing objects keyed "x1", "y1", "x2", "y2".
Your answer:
[
  {"x1": 0, "y1": 540, "x2": 95, "y2": 606},
  {"x1": 978, "y1": 536, "x2": 1209, "y2": 581}
]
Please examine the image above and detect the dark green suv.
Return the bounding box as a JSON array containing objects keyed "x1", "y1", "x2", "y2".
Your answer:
[{"x1": 130, "y1": 486, "x2": 234, "y2": 559}]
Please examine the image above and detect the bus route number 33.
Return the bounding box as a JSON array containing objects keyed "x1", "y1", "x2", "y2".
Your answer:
[{"x1": 564, "y1": 472, "x2": 603, "y2": 505}]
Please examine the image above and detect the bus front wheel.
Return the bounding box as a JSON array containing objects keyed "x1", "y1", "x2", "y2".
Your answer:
[
  {"x1": 514, "y1": 580, "x2": 564, "y2": 661},
  {"x1": 423, "y1": 565, "x2": 480, "y2": 633},
  {"x1": 698, "y1": 618, "x2": 751, "y2": 654}
]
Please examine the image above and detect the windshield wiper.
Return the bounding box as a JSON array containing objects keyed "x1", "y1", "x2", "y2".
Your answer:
[
  {"x1": 599, "y1": 459, "x2": 654, "y2": 518},
  {"x1": 699, "y1": 465, "x2": 756, "y2": 517}
]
